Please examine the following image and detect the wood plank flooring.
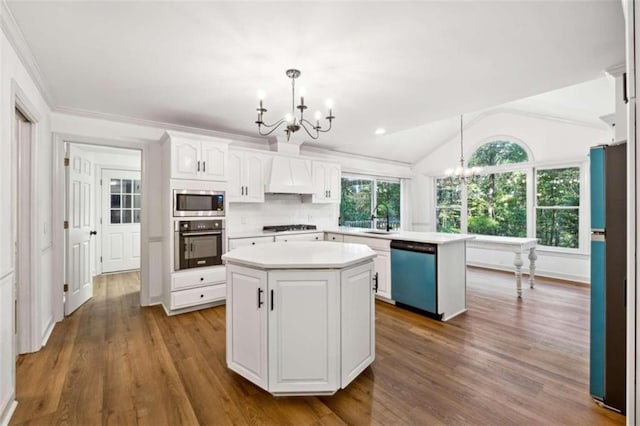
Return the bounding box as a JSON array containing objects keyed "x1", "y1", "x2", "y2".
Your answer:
[{"x1": 11, "y1": 268, "x2": 625, "y2": 425}]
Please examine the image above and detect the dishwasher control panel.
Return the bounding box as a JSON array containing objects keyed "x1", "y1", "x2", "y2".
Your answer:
[{"x1": 390, "y1": 240, "x2": 437, "y2": 254}]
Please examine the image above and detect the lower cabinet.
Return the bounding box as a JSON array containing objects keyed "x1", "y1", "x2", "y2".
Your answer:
[
  {"x1": 226, "y1": 261, "x2": 375, "y2": 395},
  {"x1": 343, "y1": 235, "x2": 392, "y2": 302},
  {"x1": 168, "y1": 267, "x2": 226, "y2": 311},
  {"x1": 228, "y1": 236, "x2": 274, "y2": 250},
  {"x1": 274, "y1": 232, "x2": 324, "y2": 242}
]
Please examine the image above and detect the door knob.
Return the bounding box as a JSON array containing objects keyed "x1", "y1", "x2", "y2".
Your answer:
[{"x1": 89, "y1": 230, "x2": 97, "y2": 236}]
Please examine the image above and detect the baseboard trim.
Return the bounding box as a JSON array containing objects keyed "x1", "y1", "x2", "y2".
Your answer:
[
  {"x1": 466, "y1": 262, "x2": 589, "y2": 285},
  {"x1": 41, "y1": 319, "x2": 56, "y2": 347},
  {"x1": 0, "y1": 400, "x2": 17, "y2": 426}
]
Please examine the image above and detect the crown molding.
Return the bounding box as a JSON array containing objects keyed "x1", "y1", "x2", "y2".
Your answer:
[
  {"x1": 53, "y1": 105, "x2": 270, "y2": 145},
  {"x1": 606, "y1": 63, "x2": 626, "y2": 77},
  {"x1": 0, "y1": 0, "x2": 55, "y2": 109}
]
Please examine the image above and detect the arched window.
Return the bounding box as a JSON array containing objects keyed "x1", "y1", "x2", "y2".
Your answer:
[{"x1": 468, "y1": 140, "x2": 528, "y2": 167}]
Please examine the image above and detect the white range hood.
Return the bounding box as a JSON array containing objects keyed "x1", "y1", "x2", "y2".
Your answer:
[{"x1": 264, "y1": 156, "x2": 315, "y2": 194}]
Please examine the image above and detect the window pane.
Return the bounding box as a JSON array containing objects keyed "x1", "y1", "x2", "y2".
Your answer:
[
  {"x1": 122, "y1": 209, "x2": 132, "y2": 224},
  {"x1": 134, "y1": 180, "x2": 141, "y2": 194},
  {"x1": 536, "y1": 167, "x2": 580, "y2": 206},
  {"x1": 437, "y1": 178, "x2": 461, "y2": 207},
  {"x1": 436, "y1": 208, "x2": 460, "y2": 233},
  {"x1": 468, "y1": 141, "x2": 528, "y2": 167},
  {"x1": 123, "y1": 179, "x2": 133, "y2": 194},
  {"x1": 134, "y1": 195, "x2": 141, "y2": 208},
  {"x1": 467, "y1": 171, "x2": 527, "y2": 237},
  {"x1": 110, "y1": 209, "x2": 121, "y2": 224},
  {"x1": 340, "y1": 177, "x2": 373, "y2": 228},
  {"x1": 536, "y1": 208, "x2": 579, "y2": 248},
  {"x1": 111, "y1": 195, "x2": 120, "y2": 208},
  {"x1": 133, "y1": 209, "x2": 141, "y2": 223},
  {"x1": 375, "y1": 181, "x2": 401, "y2": 230},
  {"x1": 123, "y1": 194, "x2": 132, "y2": 208},
  {"x1": 110, "y1": 179, "x2": 121, "y2": 194}
]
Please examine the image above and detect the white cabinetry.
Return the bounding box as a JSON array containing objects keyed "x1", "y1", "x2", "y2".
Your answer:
[
  {"x1": 343, "y1": 235, "x2": 392, "y2": 301},
  {"x1": 325, "y1": 233, "x2": 344, "y2": 242},
  {"x1": 228, "y1": 236, "x2": 274, "y2": 250},
  {"x1": 312, "y1": 161, "x2": 341, "y2": 203},
  {"x1": 226, "y1": 265, "x2": 268, "y2": 389},
  {"x1": 167, "y1": 267, "x2": 226, "y2": 312},
  {"x1": 274, "y1": 233, "x2": 323, "y2": 242},
  {"x1": 226, "y1": 260, "x2": 375, "y2": 396},
  {"x1": 165, "y1": 131, "x2": 230, "y2": 181},
  {"x1": 268, "y1": 270, "x2": 340, "y2": 393},
  {"x1": 228, "y1": 150, "x2": 266, "y2": 202}
]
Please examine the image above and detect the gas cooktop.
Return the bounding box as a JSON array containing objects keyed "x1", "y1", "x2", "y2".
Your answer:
[{"x1": 262, "y1": 224, "x2": 317, "y2": 233}]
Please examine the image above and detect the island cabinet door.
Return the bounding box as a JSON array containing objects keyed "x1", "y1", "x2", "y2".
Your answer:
[
  {"x1": 340, "y1": 262, "x2": 375, "y2": 387},
  {"x1": 226, "y1": 264, "x2": 268, "y2": 390},
  {"x1": 268, "y1": 270, "x2": 340, "y2": 394}
]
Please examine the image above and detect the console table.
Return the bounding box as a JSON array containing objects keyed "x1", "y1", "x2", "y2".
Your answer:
[{"x1": 467, "y1": 236, "x2": 538, "y2": 298}]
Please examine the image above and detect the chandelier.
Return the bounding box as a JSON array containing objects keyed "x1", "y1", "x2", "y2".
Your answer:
[
  {"x1": 444, "y1": 115, "x2": 481, "y2": 182},
  {"x1": 255, "y1": 69, "x2": 335, "y2": 141}
]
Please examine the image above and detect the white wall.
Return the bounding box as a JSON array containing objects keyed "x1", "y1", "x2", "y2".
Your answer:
[
  {"x1": 412, "y1": 110, "x2": 612, "y2": 282},
  {"x1": 0, "y1": 15, "x2": 52, "y2": 425}
]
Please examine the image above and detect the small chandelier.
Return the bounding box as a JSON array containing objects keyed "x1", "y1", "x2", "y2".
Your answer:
[
  {"x1": 255, "y1": 69, "x2": 335, "y2": 141},
  {"x1": 444, "y1": 115, "x2": 481, "y2": 182}
]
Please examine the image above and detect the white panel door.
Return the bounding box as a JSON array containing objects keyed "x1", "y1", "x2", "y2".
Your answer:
[
  {"x1": 101, "y1": 169, "x2": 141, "y2": 273},
  {"x1": 226, "y1": 265, "x2": 268, "y2": 389},
  {"x1": 244, "y1": 153, "x2": 265, "y2": 202},
  {"x1": 171, "y1": 139, "x2": 199, "y2": 179},
  {"x1": 65, "y1": 145, "x2": 94, "y2": 315},
  {"x1": 201, "y1": 141, "x2": 228, "y2": 181},
  {"x1": 268, "y1": 270, "x2": 339, "y2": 393},
  {"x1": 373, "y1": 249, "x2": 391, "y2": 299},
  {"x1": 326, "y1": 163, "x2": 341, "y2": 203},
  {"x1": 341, "y1": 262, "x2": 375, "y2": 387},
  {"x1": 227, "y1": 150, "x2": 243, "y2": 201},
  {"x1": 312, "y1": 162, "x2": 328, "y2": 201}
]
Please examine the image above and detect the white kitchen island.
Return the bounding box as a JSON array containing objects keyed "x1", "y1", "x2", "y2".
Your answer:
[{"x1": 222, "y1": 241, "x2": 377, "y2": 396}]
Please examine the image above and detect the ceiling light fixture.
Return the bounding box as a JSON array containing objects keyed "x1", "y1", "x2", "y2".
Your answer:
[
  {"x1": 375, "y1": 128, "x2": 386, "y2": 135},
  {"x1": 255, "y1": 69, "x2": 335, "y2": 141},
  {"x1": 444, "y1": 115, "x2": 481, "y2": 182}
]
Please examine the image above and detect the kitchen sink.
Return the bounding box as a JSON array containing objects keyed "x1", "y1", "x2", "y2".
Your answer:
[{"x1": 363, "y1": 230, "x2": 398, "y2": 235}]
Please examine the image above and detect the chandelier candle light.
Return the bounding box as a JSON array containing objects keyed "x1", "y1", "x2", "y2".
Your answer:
[
  {"x1": 444, "y1": 115, "x2": 482, "y2": 182},
  {"x1": 255, "y1": 69, "x2": 335, "y2": 141}
]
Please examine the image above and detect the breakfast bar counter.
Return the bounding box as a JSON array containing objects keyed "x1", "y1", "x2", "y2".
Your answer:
[{"x1": 222, "y1": 241, "x2": 376, "y2": 396}]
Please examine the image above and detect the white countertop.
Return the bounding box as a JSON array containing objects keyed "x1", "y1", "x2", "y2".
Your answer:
[
  {"x1": 324, "y1": 227, "x2": 474, "y2": 245},
  {"x1": 222, "y1": 241, "x2": 376, "y2": 269},
  {"x1": 228, "y1": 227, "x2": 474, "y2": 245}
]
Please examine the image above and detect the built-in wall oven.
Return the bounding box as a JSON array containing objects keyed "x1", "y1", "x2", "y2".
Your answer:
[
  {"x1": 174, "y1": 219, "x2": 225, "y2": 271},
  {"x1": 173, "y1": 189, "x2": 225, "y2": 217}
]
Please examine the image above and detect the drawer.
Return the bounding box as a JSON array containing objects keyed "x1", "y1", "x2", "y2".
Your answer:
[
  {"x1": 228, "y1": 236, "x2": 274, "y2": 250},
  {"x1": 171, "y1": 284, "x2": 226, "y2": 310},
  {"x1": 325, "y1": 233, "x2": 344, "y2": 242},
  {"x1": 275, "y1": 232, "x2": 324, "y2": 242},
  {"x1": 343, "y1": 235, "x2": 390, "y2": 251},
  {"x1": 171, "y1": 267, "x2": 226, "y2": 291}
]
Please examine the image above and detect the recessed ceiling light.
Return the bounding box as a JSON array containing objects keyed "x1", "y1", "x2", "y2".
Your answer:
[{"x1": 375, "y1": 128, "x2": 386, "y2": 135}]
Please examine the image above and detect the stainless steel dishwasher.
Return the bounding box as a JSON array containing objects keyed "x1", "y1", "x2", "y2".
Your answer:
[{"x1": 390, "y1": 240, "x2": 439, "y2": 319}]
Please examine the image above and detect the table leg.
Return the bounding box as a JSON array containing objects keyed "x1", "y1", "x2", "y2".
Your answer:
[
  {"x1": 514, "y1": 251, "x2": 523, "y2": 298},
  {"x1": 528, "y1": 247, "x2": 537, "y2": 289}
]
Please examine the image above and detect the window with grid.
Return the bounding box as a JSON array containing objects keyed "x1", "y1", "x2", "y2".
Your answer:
[
  {"x1": 340, "y1": 176, "x2": 401, "y2": 230},
  {"x1": 110, "y1": 178, "x2": 141, "y2": 224},
  {"x1": 535, "y1": 167, "x2": 580, "y2": 248}
]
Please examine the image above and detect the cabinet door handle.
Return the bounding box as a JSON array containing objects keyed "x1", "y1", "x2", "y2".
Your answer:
[
  {"x1": 328, "y1": 190, "x2": 331, "y2": 198},
  {"x1": 197, "y1": 161, "x2": 201, "y2": 172},
  {"x1": 373, "y1": 272, "x2": 379, "y2": 292},
  {"x1": 203, "y1": 161, "x2": 206, "y2": 173},
  {"x1": 245, "y1": 186, "x2": 248, "y2": 196},
  {"x1": 241, "y1": 186, "x2": 244, "y2": 196},
  {"x1": 258, "y1": 288, "x2": 264, "y2": 308},
  {"x1": 270, "y1": 289, "x2": 274, "y2": 311}
]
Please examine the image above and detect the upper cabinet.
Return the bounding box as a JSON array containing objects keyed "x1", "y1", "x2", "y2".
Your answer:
[
  {"x1": 228, "y1": 150, "x2": 266, "y2": 203},
  {"x1": 165, "y1": 131, "x2": 231, "y2": 181},
  {"x1": 312, "y1": 161, "x2": 341, "y2": 203}
]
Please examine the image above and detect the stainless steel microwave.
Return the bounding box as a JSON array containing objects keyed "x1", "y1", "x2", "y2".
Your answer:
[{"x1": 173, "y1": 190, "x2": 225, "y2": 217}]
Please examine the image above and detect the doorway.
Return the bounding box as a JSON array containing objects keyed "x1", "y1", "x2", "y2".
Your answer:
[{"x1": 64, "y1": 143, "x2": 142, "y2": 316}]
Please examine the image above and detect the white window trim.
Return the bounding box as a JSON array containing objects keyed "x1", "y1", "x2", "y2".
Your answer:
[{"x1": 435, "y1": 160, "x2": 588, "y2": 255}]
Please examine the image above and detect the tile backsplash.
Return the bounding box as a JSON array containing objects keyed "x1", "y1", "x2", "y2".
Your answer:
[{"x1": 227, "y1": 194, "x2": 339, "y2": 234}]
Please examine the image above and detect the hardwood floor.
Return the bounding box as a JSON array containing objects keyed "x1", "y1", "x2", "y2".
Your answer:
[{"x1": 11, "y1": 268, "x2": 625, "y2": 425}]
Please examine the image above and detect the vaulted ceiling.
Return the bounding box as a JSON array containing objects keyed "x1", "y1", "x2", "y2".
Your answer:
[{"x1": 7, "y1": 1, "x2": 625, "y2": 163}]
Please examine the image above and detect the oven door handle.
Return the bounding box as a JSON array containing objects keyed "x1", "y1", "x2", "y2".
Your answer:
[{"x1": 180, "y1": 231, "x2": 223, "y2": 236}]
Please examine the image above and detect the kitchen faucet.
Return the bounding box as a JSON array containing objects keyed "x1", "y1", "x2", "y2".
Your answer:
[{"x1": 371, "y1": 203, "x2": 391, "y2": 232}]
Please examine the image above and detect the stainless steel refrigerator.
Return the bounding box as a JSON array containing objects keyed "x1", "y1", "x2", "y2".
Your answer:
[{"x1": 590, "y1": 143, "x2": 626, "y2": 413}]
